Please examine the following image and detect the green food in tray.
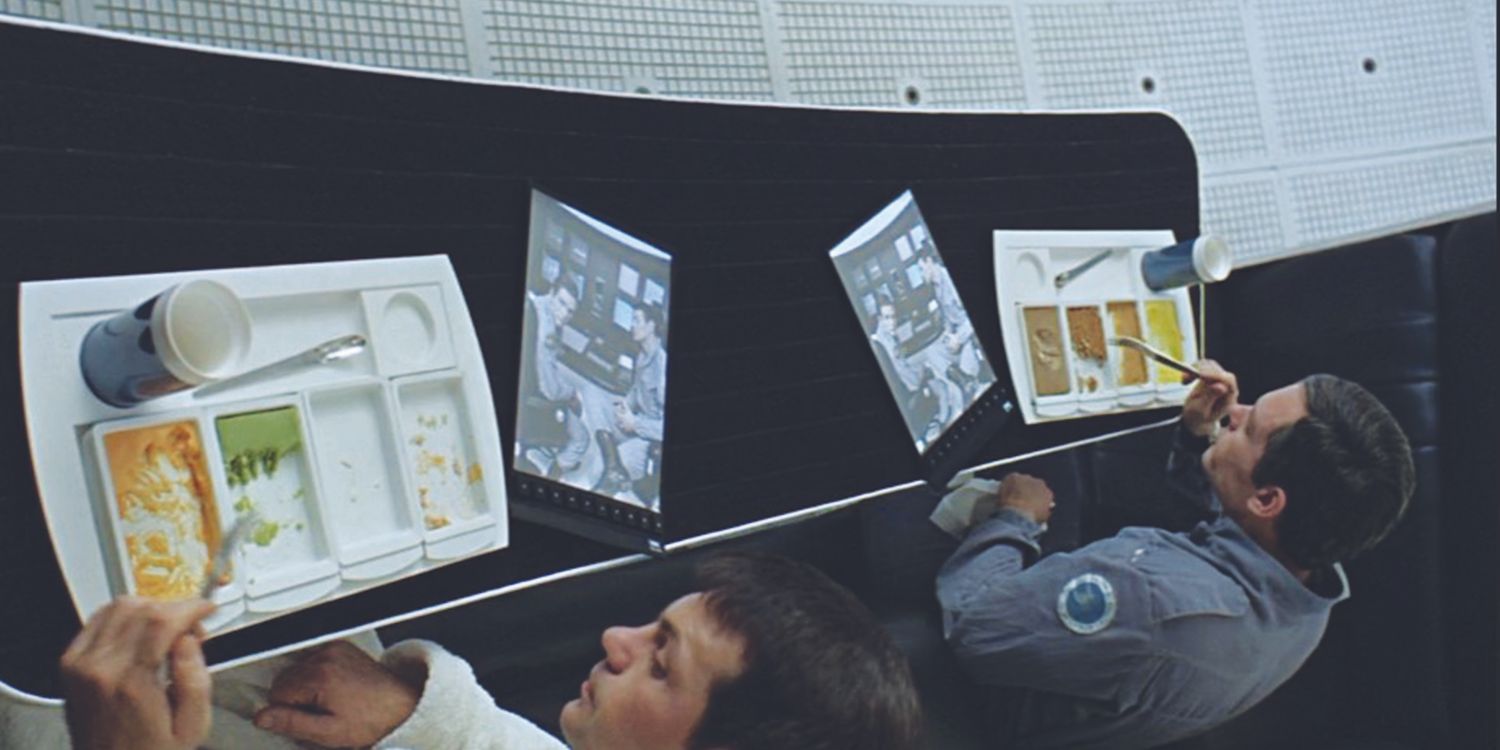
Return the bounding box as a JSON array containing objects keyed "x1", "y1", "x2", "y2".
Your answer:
[{"x1": 217, "y1": 407, "x2": 303, "y2": 488}]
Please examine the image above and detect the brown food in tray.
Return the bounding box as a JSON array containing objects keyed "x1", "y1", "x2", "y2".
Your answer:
[
  {"x1": 104, "y1": 420, "x2": 222, "y2": 600},
  {"x1": 1066, "y1": 306, "x2": 1106, "y2": 361},
  {"x1": 1107, "y1": 301, "x2": 1149, "y2": 386},
  {"x1": 1022, "y1": 306, "x2": 1070, "y2": 397}
]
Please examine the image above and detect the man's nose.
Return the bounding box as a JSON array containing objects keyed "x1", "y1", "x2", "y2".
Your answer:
[{"x1": 600, "y1": 625, "x2": 647, "y2": 673}]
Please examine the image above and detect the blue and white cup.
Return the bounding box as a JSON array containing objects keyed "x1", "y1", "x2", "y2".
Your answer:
[
  {"x1": 1140, "y1": 235, "x2": 1232, "y2": 291},
  {"x1": 80, "y1": 280, "x2": 253, "y2": 407}
]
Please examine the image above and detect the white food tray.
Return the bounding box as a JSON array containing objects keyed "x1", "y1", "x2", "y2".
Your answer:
[
  {"x1": 994, "y1": 230, "x2": 1202, "y2": 425},
  {"x1": 20, "y1": 256, "x2": 509, "y2": 636}
]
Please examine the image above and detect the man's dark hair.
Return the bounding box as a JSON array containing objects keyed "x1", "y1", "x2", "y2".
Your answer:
[
  {"x1": 638, "y1": 302, "x2": 665, "y2": 339},
  {"x1": 688, "y1": 553, "x2": 922, "y2": 750},
  {"x1": 1252, "y1": 374, "x2": 1416, "y2": 569},
  {"x1": 553, "y1": 272, "x2": 582, "y2": 301}
]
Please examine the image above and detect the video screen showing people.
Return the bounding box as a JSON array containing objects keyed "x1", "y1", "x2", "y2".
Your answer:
[
  {"x1": 829, "y1": 191, "x2": 997, "y2": 452},
  {"x1": 515, "y1": 191, "x2": 671, "y2": 512}
]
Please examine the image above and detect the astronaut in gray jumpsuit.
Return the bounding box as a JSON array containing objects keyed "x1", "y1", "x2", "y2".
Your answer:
[
  {"x1": 871, "y1": 300, "x2": 963, "y2": 440},
  {"x1": 599, "y1": 303, "x2": 666, "y2": 509},
  {"x1": 918, "y1": 253, "x2": 982, "y2": 390},
  {"x1": 936, "y1": 363, "x2": 1415, "y2": 749},
  {"x1": 525, "y1": 280, "x2": 589, "y2": 476}
]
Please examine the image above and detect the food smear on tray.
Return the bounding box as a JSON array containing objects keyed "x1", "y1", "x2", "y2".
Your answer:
[
  {"x1": 1107, "y1": 301, "x2": 1149, "y2": 386},
  {"x1": 1144, "y1": 300, "x2": 1186, "y2": 384},
  {"x1": 1065, "y1": 306, "x2": 1107, "y2": 393},
  {"x1": 104, "y1": 420, "x2": 221, "y2": 600},
  {"x1": 408, "y1": 410, "x2": 484, "y2": 530},
  {"x1": 1022, "y1": 306, "x2": 1069, "y2": 397},
  {"x1": 216, "y1": 406, "x2": 318, "y2": 584}
]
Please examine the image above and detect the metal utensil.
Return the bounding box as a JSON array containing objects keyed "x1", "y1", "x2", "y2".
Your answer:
[
  {"x1": 201, "y1": 511, "x2": 259, "y2": 599},
  {"x1": 1107, "y1": 335, "x2": 1209, "y2": 381},
  {"x1": 193, "y1": 334, "x2": 367, "y2": 398},
  {"x1": 1053, "y1": 249, "x2": 1114, "y2": 290}
]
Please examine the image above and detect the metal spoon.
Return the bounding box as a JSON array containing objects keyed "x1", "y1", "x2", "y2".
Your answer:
[
  {"x1": 193, "y1": 334, "x2": 367, "y2": 398},
  {"x1": 1053, "y1": 249, "x2": 1114, "y2": 290},
  {"x1": 200, "y1": 511, "x2": 259, "y2": 599},
  {"x1": 1107, "y1": 335, "x2": 1209, "y2": 381}
]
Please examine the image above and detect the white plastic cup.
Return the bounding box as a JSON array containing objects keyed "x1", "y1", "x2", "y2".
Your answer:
[
  {"x1": 1140, "y1": 235, "x2": 1232, "y2": 291},
  {"x1": 80, "y1": 280, "x2": 253, "y2": 407}
]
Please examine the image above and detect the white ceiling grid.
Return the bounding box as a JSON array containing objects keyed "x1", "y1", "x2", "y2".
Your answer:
[{"x1": 1, "y1": 0, "x2": 1493, "y2": 266}]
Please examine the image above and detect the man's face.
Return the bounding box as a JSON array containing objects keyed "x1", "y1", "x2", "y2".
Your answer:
[
  {"x1": 1202, "y1": 383, "x2": 1308, "y2": 519},
  {"x1": 631, "y1": 309, "x2": 654, "y2": 343},
  {"x1": 551, "y1": 287, "x2": 578, "y2": 327},
  {"x1": 920, "y1": 257, "x2": 939, "y2": 284},
  {"x1": 560, "y1": 592, "x2": 746, "y2": 750},
  {"x1": 878, "y1": 304, "x2": 897, "y2": 336}
]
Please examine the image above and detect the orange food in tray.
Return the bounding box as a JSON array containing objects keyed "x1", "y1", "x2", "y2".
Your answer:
[{"x1": 103, "y1": 420, "x2": 222, "y2": 600}]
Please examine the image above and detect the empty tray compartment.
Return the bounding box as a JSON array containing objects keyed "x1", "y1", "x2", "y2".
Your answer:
[{"x1": 304, "y1": 380, "x2": 422, "y2": 577}]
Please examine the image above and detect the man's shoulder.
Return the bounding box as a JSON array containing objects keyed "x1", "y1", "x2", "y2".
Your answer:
[{"x1": 1045, "y1": 530, "x2": 1255, "y2": 627}]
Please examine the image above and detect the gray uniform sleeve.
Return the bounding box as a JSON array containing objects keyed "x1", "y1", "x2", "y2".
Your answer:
[
  {"x1": 1165, "y1": 423, "x2": 1222, "y2": 516},
  {"x1": 937, "y1": 514, "x2": 1154, "y2": 702}
]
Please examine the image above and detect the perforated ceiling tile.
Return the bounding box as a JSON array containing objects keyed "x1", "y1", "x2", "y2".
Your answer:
[
  {"x1": 92, "y1": 0, "x2": 472, "y2": 74},
  {"x1": 1202, "y1": 175, "x2": 1286, "y2": 267},
  {"x1": 1025, "y1": 1, "x2": 1266, "y2": 168},
  {"x1": 1287, "y1": 145, "x2": 1496, "y2": 248},
  {"x1": 1, "y1": 0, "x2": 63, "y2": 21},
  {"x1": 1256, "y1": 0, "x2": 1488, "y2": 157},
  {"x1": 1474, "y1": 0, "x2": 1496, "y2": 131},
  {"x1": 483, "y1": 0, "x2": 775, "y2": 99},
  {"x1": 777, "y1": 1, "x2": 1024, "y2": 109}
]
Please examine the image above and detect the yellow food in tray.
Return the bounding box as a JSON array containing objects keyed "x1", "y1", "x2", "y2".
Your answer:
[
  {"x1": 104, "y1": 420, "x2": 222, "y2": 600},
  {"x1": 1144, "y1": 300, "x2": 1187, "y2": 384}
]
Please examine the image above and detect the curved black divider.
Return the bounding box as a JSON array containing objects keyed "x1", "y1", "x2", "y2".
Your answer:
[{"x1": 0, "y1": 18, "x2": 1197, "y2": 695}]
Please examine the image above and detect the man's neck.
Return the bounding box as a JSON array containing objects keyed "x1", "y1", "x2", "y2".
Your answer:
[{"x1": 1243, "y1": 523, "x2": 1312, "y2": 583}]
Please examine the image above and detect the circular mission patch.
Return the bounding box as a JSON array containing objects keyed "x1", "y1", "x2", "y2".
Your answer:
[{"x1": 1057, "y1": 573, "x2": 1116, "y2": 635}]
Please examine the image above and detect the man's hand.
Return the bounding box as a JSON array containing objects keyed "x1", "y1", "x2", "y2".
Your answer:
[
  {"x1": 60, "y1": 596, "x2": 217, "y2": 750},
  {"x1": 1181, "y1": 360, "x2": 1239, "y2": 438},
  {"x1": 997, "y1": 473, "x2": 1055, "y2": 525},
  {"x1": 254, "y1": 641, "x2": 420, "y2": 748},
  {"x1": 615, "y1": 401, "x2": 638, "y2": 434}
]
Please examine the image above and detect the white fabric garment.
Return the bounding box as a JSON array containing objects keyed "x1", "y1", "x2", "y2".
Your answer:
[{"x1": 0, "y1": 634, "x2": 561, "y2": 749}]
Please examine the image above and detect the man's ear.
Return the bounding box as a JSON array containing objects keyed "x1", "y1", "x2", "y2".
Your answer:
[{"x1": 1249, "y1": 485, "x2": 1287, "y2": 520}]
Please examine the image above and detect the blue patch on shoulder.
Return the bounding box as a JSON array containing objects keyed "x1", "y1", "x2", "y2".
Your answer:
[{"x1": 1057, "y1": 573, "x2": 1116, "y2": 635}]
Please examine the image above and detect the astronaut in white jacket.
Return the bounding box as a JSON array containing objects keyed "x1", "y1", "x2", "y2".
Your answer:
[{"x1": 58, "y1": 554, "x2": 923, "y2": 750}]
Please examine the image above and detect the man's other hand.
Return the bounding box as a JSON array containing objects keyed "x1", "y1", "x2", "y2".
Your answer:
[
  {"x1": 1182, "y1": 360, "x2": 1239, "y2": 438},
  {"x1": 255, "y1": 641, "x2": 420, "y2": 747},
  {"x1": 61, "y1": 596, "x2": 217, "y2": 750},
  {"x1": 998, "y1": 473, "x2": 1055, "y2": 525}
]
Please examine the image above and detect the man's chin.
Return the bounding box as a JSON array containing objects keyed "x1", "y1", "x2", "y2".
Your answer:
[{"x1": 559, "y1": 700, "x2": 587, "y2": 742}]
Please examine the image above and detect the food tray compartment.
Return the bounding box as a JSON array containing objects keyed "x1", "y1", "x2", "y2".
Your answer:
[
  {"x1": 1063, "y1": 304, "x2": 1114, "y2": 412},
  {"x1": 361, "y1": 286, "x2": 455, "y2": 377},
  {"x1": 1017, "y1": 304, "x2": 1077, "y2": 417},
  {"x1": 303, "y1": 380, "x2": 422, "y2": 578},
  {"x1": 205, "y1": 399, "x2": 339, "y2": 611},
  {"x1": 1105, "y1": 300, "x2": 1155, "y2": 406},
  {"x1": 393, "y1": 372, "x2": 498, "y2": 559},
  {"x1": 81, "y1": 413, "x2": 244, "y2": 630},
  {"x1": 1143, "y1": 298, "x2": 1196, "y2": 401}
]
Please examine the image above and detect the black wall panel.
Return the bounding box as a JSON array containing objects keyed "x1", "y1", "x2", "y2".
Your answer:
[{"x1": 0, "y1": 20, "x2": 1197, "y2": 694}]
